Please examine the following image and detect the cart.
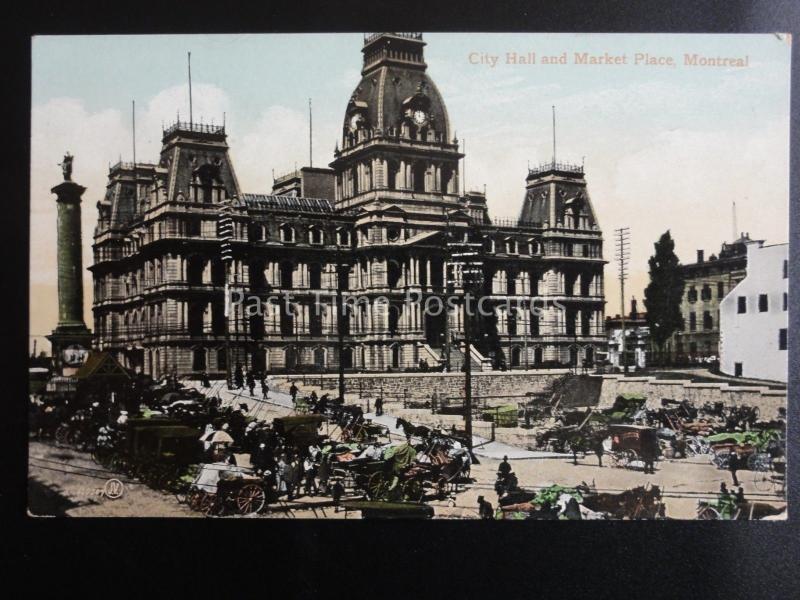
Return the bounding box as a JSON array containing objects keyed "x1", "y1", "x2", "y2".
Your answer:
[
  {"x1": 273, "y1": 415, "x2": 328, "y2": 449},
  {"x1": 188, "y1": 462, "x2": 271, "y2": 516},
  {"x1": 604, "y1": 424, "x2": 660, "y2": 469}
]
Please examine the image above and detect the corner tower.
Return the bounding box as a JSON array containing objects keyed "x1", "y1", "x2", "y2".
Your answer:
[{"x1": 330, "y1": 33, "x2": 463, "y2": 215}]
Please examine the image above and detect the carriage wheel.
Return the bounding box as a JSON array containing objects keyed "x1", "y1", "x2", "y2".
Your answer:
[
  {"x1": 200, "y1": 493, "x2": 222, "y2": 517},
  {"x1": 367, "y1": 472, "x2": 385, "y2": 500},
  {"x1": 712, "y1": 452, "x2": 730, "y2": 470},
  {"x1": 752, "y1": 470, "x2": 774, "y2": 493},
  {"x1": 402, "y1": 479, "x2": 424, "y2": 503},
  {"x1": 237, "y1": 484, "x2": 267, "y2": 515},
  {"x1": 55, "y1": 425, "x2": 71, "y2": 447},
  {"x1": 697, "y1": 505, "x2": 721, "y2": 520}
]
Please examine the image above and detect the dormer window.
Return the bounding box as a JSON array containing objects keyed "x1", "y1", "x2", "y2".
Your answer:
[
  {"x1": 309, "y1": 226, "x2": 323, "y2": 245},
  {"x1": 280, "y1": 223, "x2": 295, "y2": 243},
  {"x1": 387, "y1": 225, "x2": 401, "y2": 242},
  {"x1": 337, "y1": 228, "x2": 350, "y2": 246},
  {"x1": 505, "y1": 238, "x2": 517, "y2": 254}
]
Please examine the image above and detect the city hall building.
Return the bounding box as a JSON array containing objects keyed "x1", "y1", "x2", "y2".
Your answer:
[{"x1": 90, "y1": 33, "x2": 606, "y2": 377}]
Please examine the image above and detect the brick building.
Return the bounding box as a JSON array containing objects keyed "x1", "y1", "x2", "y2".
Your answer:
[
  {"x1": 669, "y1": 234, "x2": 754, "y2": 362},
  {"x1": 90, "y1": 33, "x2": 606, "y2": 377}
]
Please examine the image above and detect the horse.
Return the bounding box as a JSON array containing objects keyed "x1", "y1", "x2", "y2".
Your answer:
[{"x1": 395, "y1": 417, "x2": 431, "y2": 440}]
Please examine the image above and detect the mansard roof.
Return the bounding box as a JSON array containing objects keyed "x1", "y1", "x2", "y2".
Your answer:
[{"x1": 241, "y1": 193, "x2": 335, "y2": 214}]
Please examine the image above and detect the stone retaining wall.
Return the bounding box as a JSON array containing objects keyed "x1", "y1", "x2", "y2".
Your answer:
[
  {"x1": 274, "y1": 370, "x2": 570, "y2": 406},
  {"x1": 597, "y1": 375, "x2": 786, "y2": 420}
]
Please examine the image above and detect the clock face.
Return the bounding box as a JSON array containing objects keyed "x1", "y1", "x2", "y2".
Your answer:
[
  {"x1": 349, "y1": 113, "x2": 363, "y2": 130},
  {"x1": 412, "y1": 109, "x2": 427, "y2": 125}
]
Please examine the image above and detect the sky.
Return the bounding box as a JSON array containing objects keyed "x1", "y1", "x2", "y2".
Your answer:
[{"x1": 30, "y1": 33, "x2": 792, "y2": 354}]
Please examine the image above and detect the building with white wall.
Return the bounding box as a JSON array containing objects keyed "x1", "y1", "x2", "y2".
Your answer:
[{"x1": 719, "y1": 242, "x2": 788, "y2": 382}]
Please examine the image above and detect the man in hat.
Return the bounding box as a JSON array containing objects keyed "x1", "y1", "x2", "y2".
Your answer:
[{"x1": 289, "y1": 382, "x2": 299, "y2": 405}]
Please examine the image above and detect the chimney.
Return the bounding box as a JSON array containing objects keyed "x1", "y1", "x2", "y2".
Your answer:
[
  {"x1": 697, "y1": 249, "x2": 704, "y2": 263},
  {"x1": 630, "y1": 297, "x2": 638, "y2": 319}
]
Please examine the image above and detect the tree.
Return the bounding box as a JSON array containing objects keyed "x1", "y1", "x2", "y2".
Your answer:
[{"x1": 643, "y1": 230, "x2": 685, "y2": 363}]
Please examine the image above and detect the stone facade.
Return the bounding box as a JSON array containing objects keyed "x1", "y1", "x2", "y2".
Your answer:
[
  {"x1": 90, "y1": 33, "x2": 606, "y2": 377},
  {"x1": 668, "y1": 236, "x2": 752, "y2": 362}
]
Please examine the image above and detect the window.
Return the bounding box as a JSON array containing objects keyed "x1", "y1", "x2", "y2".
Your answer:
[
  {"x1": 687, "y1": 288, "x2": 698, "y2": 303},
  {"x1": 280, "y1": 223, "x2": 294, "y2": 243},
  {"x1": 717, "y1": 282, "x2": 725, "y2": 299},
  {"x1": 582, "y1": 244, "x2": 589, "y2": 258},
  {"x1": 564, "y1": 243, "x2": 573, "y2": 257},
  {"x1": 701, "y1": 285, "x2": 711, "y2": 301},
  {"x1": 759, "y1": 294, "x2": 768, "y2": 312},
  {"x1": 703, "y1": 311, "x2": 713, "y2": 330},
  {"x1": 737, "y1": 296, "x2": 746, "y2": 314},
  {"x1": 783, "y1": 260, "x2": 788, "y2": 279},
  {"x1": 783, "y1": 293, "x2": 788, "y2": 312},
  {"x1": 734, "y1": 363, "x2": 742, "y2": 377},
  {"x1": 310, "y1": 227, "x2": 323, "y2": 245},
  {"x1": 186, "y1": 216, "x2": 202, "y2": 237},
  {"x1": 689, "y1": 312, "x2": 696, "y2": 331},
  {"x1": 506, "y1": 239, "x2": 517, "y2": 254},
  {"x1": 779, "y1": 328, "x2": 787, "y2": 350}
]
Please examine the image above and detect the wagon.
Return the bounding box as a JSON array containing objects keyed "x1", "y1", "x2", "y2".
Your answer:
[
  {"x1": 273, "y1": 415, "x2": 328, "y2": 448},
  {"x1": 188, "y1": 462, "x2": 272, "y2": 516},
  {"x1": 93, "y1": 418, "x2": 202, "y2": 491},
  {"x1": 603, "y1": 424, "x2": 660, "y2": 469}
]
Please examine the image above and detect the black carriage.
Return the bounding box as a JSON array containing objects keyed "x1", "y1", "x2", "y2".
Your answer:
[{"x1": 605, "y1": 424, "x2": 660, "y2": 469}]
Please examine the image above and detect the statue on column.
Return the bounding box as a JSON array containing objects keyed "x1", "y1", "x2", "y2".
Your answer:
[{"x1": 59, "y1": 152, "x2": 74, "y2": 181}]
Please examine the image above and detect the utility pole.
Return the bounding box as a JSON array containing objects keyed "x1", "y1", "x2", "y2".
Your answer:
[
  {"x1": 335, "y1": 233, "x2": 346, "y2": 400},
  {"x1": 219, "y1": 204, "x2": 235, "y2": 388},
  {"x1": 450, "y1": 227, "x2": 483, "y2": 450},
  {"x1": 614, "y1": 227, "x2": 631, "y2": 374}
]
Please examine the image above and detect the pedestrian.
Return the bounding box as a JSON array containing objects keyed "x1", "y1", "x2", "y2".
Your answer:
[
  {"x1": 642, "y1": 445, "x2": 656, "y2": 474},
  {"x1": 261, "y1": 379, "x2": 269, "y2": 399},
  {"x1": 289, "y1": 382, "x2": 299, "y2": 404},
  {"x1": 374, "y1": 395, "x2": 383, "y2": 417},
  {"x1": 234, "y1": 364, "x2": 244, "y2": 390},
  {"x1": 728, "y1": 451, "x2": 740, "y2": 486},
  {"x1": 317, "y1": 454, "x2": 331, "y2": 495},
  {"x1": 593, "y1": 436, "x2": 605, "y2": 467},
  {"x1": 303, "y1": 455, "x2": 318, "y2": 496},
  {"x1": 477, "y1": 495, "x2": 494, "y2": 520},
  {"x1": 276, "y1": 453, "x2": 289, "y2": 498},
  {"x1": 246, "y1": 371, "x2": 256, "y2": 396},
  {"x1": 201, "y1": 371, "x2": 211, "y2": 388}
]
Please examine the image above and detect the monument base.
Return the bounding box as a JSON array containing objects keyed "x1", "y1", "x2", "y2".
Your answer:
[{"x1": 47, "y1": 324, "x2": 93, "y2": 376}]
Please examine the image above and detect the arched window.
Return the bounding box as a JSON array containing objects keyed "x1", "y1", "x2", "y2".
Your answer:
[
  {"x1": 510, "y1": 346, "x2": 521, "y2": 368},
  {"x1": 280, "y1": 223, "x2": 294, "y2": 243},
  {"x1": 391, "y1": 344, "x2": 401, "y2": 368},
  {"x1": 309, "y1": 226, "x2": 323, "y2": 245}
]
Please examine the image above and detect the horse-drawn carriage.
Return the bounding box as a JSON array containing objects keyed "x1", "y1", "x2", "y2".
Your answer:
[
  {"x1": 93, "y1": 417, "x2": 203, "y2": 491},
  {"x1": 187, "y1": 462, "x2": 272, "y2": 516},
  {"x1": 333, "y1": 438, "x2": 469, "y2": 503},
  {"x1": 603, "y1": 424, "x2": 660, "y2": 469}
]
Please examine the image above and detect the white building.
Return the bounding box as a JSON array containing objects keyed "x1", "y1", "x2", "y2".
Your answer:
[{"x1": 719, "y1": 242, "x2": 788, "y2": 382}]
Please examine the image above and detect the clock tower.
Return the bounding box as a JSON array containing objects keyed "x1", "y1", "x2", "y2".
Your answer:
[{"x1": 330, "y1": 33, "x2": 463, "y2": 217}]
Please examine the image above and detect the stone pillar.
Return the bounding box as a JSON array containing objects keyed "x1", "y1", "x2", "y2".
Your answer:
[{"x1": 48, "y1": 173, "x2": 93, "y2": 374}]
